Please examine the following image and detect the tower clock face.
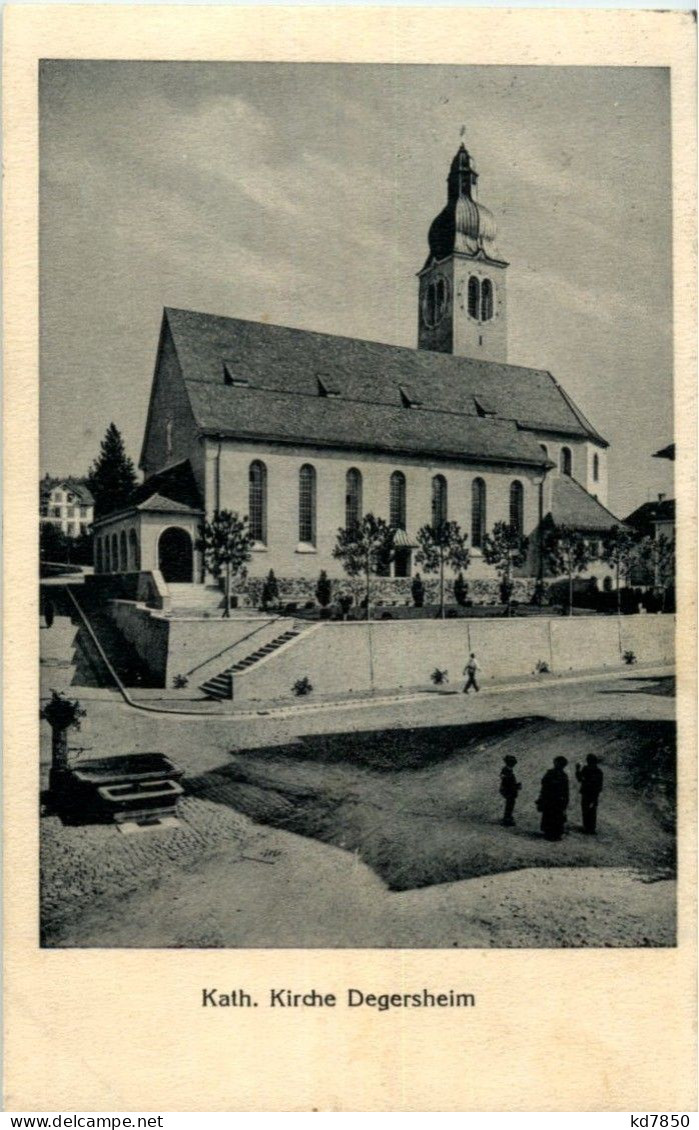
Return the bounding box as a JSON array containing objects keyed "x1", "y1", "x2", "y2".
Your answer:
[{"x1": 422, "y1": 275, "x2": 449, "y2": 328}]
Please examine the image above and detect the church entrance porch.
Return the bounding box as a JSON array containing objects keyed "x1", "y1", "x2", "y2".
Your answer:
[{"x1": 158, "y1": 526, "x2": 194, "y2": 583}]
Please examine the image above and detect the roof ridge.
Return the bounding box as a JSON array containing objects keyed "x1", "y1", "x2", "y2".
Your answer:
[{"x1": 164, "y1": 305, "x2": 554, "y2": 380}]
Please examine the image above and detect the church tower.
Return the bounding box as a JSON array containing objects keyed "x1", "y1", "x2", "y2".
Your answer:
[{"x1": 418, "y1": 143, "x2": 508, "y2": 362}]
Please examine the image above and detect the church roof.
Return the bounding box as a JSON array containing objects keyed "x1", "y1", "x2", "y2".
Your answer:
[
  {"x1": 548, "y1": 475, "x2": 622, "y2": 532},
  {"x1": 161, "y1": 307, "x2": 607, "y2": 467}
]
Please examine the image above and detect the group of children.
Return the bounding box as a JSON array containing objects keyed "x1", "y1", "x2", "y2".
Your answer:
[{"x1": 499, "y1": 753, "x2": 604, "y2": 839}]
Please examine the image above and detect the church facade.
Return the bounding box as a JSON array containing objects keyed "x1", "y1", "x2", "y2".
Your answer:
[{"x1": 92, "y1": 143, "x2": 619, "y2": 598}]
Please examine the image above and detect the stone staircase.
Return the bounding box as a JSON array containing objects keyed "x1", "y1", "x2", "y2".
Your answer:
[{"x1": 199, "y1": 626, "x2": 303, "y2": 700}]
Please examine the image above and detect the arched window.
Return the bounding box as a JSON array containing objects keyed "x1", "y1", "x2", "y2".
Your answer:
[
  {"x1": 481, "y1": 278, "x2": 494, "y2": 321},
  {"x1": 104, "y1": 537, "x2": 110, "y2": 573},
  {"x1": 390, "y1": 471, "x2": 407, "y2": 530},
  {"x1": 431, "y1": 474, "x2": 448, "y2": 527},
  {"x1": 111, "y1": 534, "x2": 118, "y2": 573},
  {"x1": 509, "y1": 480, "x2": 524, "y2": 534},
  {"x1": 120, "y1": 530, "x2": 128, "y2": 572},
  {"x1": 129, "y1": 529, "x2": 140, "y2": 571},
  {"x1": 345, "y1": 468, "x2": 362, "y2": 531},
  {"x1": 95, "y1": 539, "x2": 103, "y2": 574},
  {"x1": 593, "y1": 453, "x2": 600, "y2": 482},
  {"x1": 248, "y1": 460, "x2": 267, "y2": 544},
  {"x1": 299, "y1": 464, "x2": 316, "y2": 546},
  {"x1": 468, "y1": 276, "x2": 480, "y2": 319},
  {"x1": 561, "y1": 447, "x2": 573, "y2": 476},
  {"x1": 472, "y1": 478, "x2": 486, "y2": 548}
]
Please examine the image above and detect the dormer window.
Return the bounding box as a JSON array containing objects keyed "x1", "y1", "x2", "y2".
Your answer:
[
  {"x1": 223, "y1": 362, "x2": 250, "y2": 387},
  {"x1": 400, "y1": 386, "x2": 423, "y2": 408},
  {"x1": 317, "y1": 375, "x2": 341, "y2": 398},
  {"x1": 473, "y1": 395, "x2": 497, "y2": 418}
]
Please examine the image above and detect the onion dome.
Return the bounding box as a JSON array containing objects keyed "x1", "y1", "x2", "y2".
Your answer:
[{"x1": 426, "y1": 143, "x2": 503, "y2": 265}]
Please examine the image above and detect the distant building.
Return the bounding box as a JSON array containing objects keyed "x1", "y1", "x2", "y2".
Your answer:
[
  {"x1": 625, "y1": 495, "x2": 675, "y2": 543},
  {"x1": 93, "y1": 142, "x2": 620, "y2": 591},
  {"x1": 40, "y1": 476, "x2": 94, "y2": 537}
]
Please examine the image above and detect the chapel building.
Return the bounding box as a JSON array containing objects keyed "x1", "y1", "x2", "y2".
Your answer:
[{"x1": 92, "y1": 143, "x2": 620, "y2": 596}]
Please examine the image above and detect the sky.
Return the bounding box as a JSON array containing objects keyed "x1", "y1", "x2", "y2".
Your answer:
[{"x1": 40, "y1": 61, "x2": 674, "y2": 516}]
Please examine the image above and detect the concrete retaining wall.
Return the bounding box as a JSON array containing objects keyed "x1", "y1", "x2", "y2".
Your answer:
[
  {"x1": 109, "y1": 601, "x2": 295, "y2": 687},
  {"x1": 232, "y1": 614, "x2": 675, "y2": 704}
]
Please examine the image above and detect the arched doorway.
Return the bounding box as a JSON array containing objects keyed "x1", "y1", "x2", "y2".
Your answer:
[{"x1": 158, "y1": 526, "x2": 194, "y2": 583}]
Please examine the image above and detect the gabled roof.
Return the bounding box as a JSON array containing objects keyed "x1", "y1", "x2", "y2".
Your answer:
[
  {"x1": 93, "y1": 460, "x2": 203, "y2": 526},
  {"x1": 548, "y1": 475, "x2": 622, "y2": 532},
  {"x1": 160, "y1": 308, "x2": 608, "y2": 467},
  {"x1": 40, "y1": 476, "x2": 94, "y2": 505},
  {"x1": 625, "y1": 498, "x2": 675, "y2": 537}
]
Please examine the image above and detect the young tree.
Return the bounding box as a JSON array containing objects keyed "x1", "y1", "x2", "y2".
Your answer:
[
  {"x1": 415, "y1": 521, "x2": 471, "y2": 619},
  {"x1": 601, "y1": 525, "x2": 640, "y2": 615},
  {"x1": 196, "y1": 510, "x2": 253, "y2": 618},
  {"x1": 87, "y1": 423, "x2": 138, "y2": 518},
  {"x1": 482, "y1": 521, "x2": 529, "y2": 616},
  {"x1": 333, "y1": 513, "x2": 395, "y2": 621},
  {"x1": 543, "y1": 522, "x2": 597, "y2": 616}
]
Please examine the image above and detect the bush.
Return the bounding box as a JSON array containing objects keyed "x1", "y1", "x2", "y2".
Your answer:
[
  {"x1": 338, "y1": 594, "x2": 353, "y2": 617},
  {"x1": 316, "y1": 570, "x2": 332, "y2": 608},
  {"x1": 411, "y1": 573, "x2": 425, "y2": 608},
  {"x1": 261, "y1": 569, "x2": 279, "y2": 609},
  {"x1": 319, "y1": 607, "x2": 332, "y2": 620},
  {"x1": 453, "y1": 571, "x2": 469, "y2": 607},
  {"x1": 303, "y1": 600, "x2": 315, "y2": 610},
  {"x1": 535, "y1": 659, "x2": 550, "y2": 674},
  {"x1": 500, "y1": 579, "x2": 514, "y2": 607},
  {"x1": 284, "y1": 601, "x2": 298, "y2": 613},
  {"x1": 173, "y1": 673, "x2": 189, "y2": 689},
  {"x1": 381, "y1": 611, "x2": 394, "y2": 620},
  {"x1": 623, "y1": 650, "x2": 637, "y2": 665},
  {"x1": 431, "y1": 668, "x2": 449, "y2": 685},
  {"x1": 292, "y1": 676, "x2": 313, "y2": 696}
]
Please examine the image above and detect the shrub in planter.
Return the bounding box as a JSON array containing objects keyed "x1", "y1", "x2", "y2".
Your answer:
[
  {"x1": 261, "y1": 569, "x2": 279, "y2": 610},
  {"x1": 338, "y1": 594, "x2": 353, "y2": 618},
  {"x1": 316, "y1": 569, "x2": 332, "y2": 609},
  {"x1": 411, "y1": 573, "x2": 425, "y2": 608},
  {"x1": 623, "y1": 650, "x2": 637, "y2": 665},
  {"x1": 173, "y1": 673, "x2": 189, "y2": 688},
  {"x1": 453, "y1": 571, "x2": 469, "y2": 607},
  {"x1": 431, "y1": 668, "x2": 449, "y2": 685},
  {"x1": 292, "y1": 676, "x2": 313, "y2": 696}
]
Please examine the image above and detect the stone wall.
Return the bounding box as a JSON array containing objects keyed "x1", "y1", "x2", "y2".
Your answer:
[{"x1": 238, "y1": 573, "x2": 539, "y2": 609}]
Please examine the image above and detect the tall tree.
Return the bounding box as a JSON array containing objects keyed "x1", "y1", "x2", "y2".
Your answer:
[
  {"x1": 196, "y1": 510, "x2": 253, "y2": 618},
  {"x1": 482, "y1": 521, "x2": 529, "y2": 615},
  {"x1": 87, "y1": 423, "x2": 138, "y2": 518},
  {"x1": 415, "y1": 521, "x2": 470, "y2": 619},
  {"x1": 333, "y1": 513, "x2": 395, "y2": 621},
  {"x1": 543, "y1": 522, "x2": 597, "y2": 616},
  {"x1": 601, "y1": 525, "x2": 640, "y2": 615}
]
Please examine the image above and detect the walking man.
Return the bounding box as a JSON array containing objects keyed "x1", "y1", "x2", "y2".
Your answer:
[
  {"x1": 575, "y1": 754, "x2": 604, "y2": 834},
  {"x1": 463, "y1": 652, "x2": 480, "y2": 694},
  {"x1": 537, "y1": 756, "x2": 570, "y2": 841},
  {"x1": 499, "y1": 755, "x2": 522, "y2": 827}
]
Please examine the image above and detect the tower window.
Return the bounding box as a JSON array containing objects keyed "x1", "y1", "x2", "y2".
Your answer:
[
  {"x1": 432, "y1": 474, "x2": 448, "y2": 527},
  {"x1": 249, "y1": 460, "x2": 267, "y2": 544},
  {"x1": 345, "y1": 468, "x2": 362, "y2": 531},
  {"x1": 471, "y1": 478, "x2": 486, "y2": 548},
  {"x1": 593, "y1": 453, "x2": 600, "y2": 482},
  {"x1": 299, "y1": 464, "x2": 316, "y2": 546},
  {"x1": 468, "y1": 276, "x2": 480, "y2": 319},
  {"x1": 481, "y1": 278, "x2": 494, "y2": 321},
  {"x1": 561, "y1": 447, "x2": 573, "y2": 477},
  {"x1": 390, "y1": 471, "x2": 407, "y2": 530},
  {"x1": 422, "y1": 277, "x2": 449, "y2": 328},
  {"x1": 509, "y1": 480, "x2": 524, "y2": 534}
]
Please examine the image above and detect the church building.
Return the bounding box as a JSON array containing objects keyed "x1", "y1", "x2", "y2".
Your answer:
[{"x1": 92, "y1": 143, "x2": 620, "y2": 600}]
